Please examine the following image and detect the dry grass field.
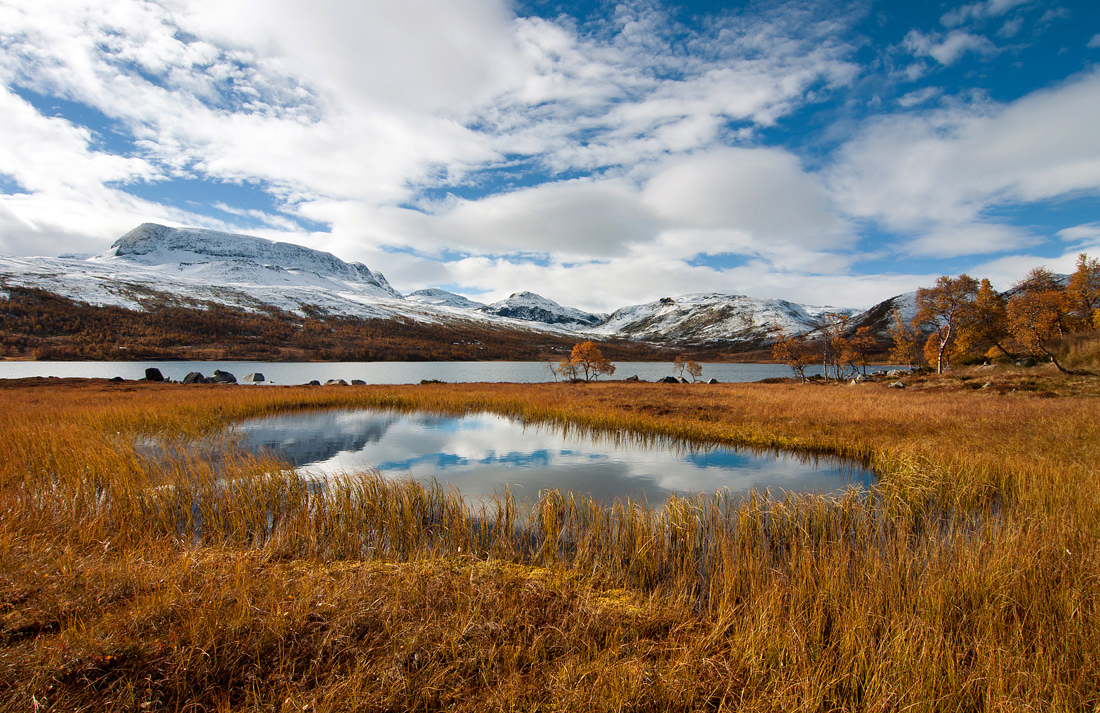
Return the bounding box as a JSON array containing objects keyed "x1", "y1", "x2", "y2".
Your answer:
[{"x1": 1, "y1": 365, "x2": 1099, "y2": 711}]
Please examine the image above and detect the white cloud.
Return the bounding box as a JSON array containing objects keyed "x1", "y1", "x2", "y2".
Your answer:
[
  {"x1": 941, "y1": 0, "x2": 1031, "y2": 28},
  {"x1": 828, "y1": 68, "x2": 1100, "y2": 257},
  {"x1": 1056, "y1": 222, "x2": 1100, "y2": 248},
  {"x1": 903, "y1": 29, "x2": 999, "y2": 65},
  {"x1": 896, "y1": 87, "x2": 942, "y2": 107},
  {"x1": 1089, "y1": 34, "x2": 1100, "y2": 49},
  {"x1": 906, "y1": 223, "x2": 1038, "y2": 258},
  {"x1": 640, "y1": 148, "x2": 844, "y2": 246}
]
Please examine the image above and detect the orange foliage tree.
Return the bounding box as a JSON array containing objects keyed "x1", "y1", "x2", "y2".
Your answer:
[{"x1": 560, "y1": 341, "x2": 616, "y2": 381}]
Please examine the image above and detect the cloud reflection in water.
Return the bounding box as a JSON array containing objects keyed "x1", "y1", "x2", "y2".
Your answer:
[{"x1": 234, "y1": 409, "x2": 873, "y2": 504}]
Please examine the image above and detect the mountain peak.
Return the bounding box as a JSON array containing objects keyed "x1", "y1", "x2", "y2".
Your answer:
[
  {"x1": 100, "y1": 223, "x2": 400, "y2": 297},
  {"x1": 479, "y1": 291, "x2": 603, "y2": 328}
]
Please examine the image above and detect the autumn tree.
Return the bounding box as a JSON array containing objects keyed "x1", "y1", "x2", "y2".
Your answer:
[
  {"x1": 1007, "y1": 268, "x2": 1075, "y2": 374},
  {"x1": 772, "y1": 332, "x2": 813, "y2": 383},
  {"x1": 673, "y1": 355, "x2": 704, "y2": 382},
  {"x1": 956, "y1": 278, "x2": 1011, "y2": 360},
  {"x1": 1067, "y1": 253, "x2": 1100, "y2": 330},
  {"x1": 888, "y1": 307, "x2": 923, "y2": 370},
  {"x1": 844, "y1": 326, "x2": 877, "y2": 376},
  {"x1": 562, "y1": 341, "x2": 615, "y2": 381},
  {"x1": 914, "y1": 274, "x2": 979, "y2": 374},
  {"x1": 819, "y1": 312, "x2": 850, "y2": 381}
]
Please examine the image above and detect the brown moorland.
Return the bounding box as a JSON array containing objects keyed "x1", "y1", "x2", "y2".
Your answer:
[{"x1": 1, "y1": 367, "x2": 1099, "y2": 711}]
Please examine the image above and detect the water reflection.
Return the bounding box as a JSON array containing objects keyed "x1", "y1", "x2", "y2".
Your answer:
[{"x1": 233, "y1": 409, "x2": 874, "y2": 504}]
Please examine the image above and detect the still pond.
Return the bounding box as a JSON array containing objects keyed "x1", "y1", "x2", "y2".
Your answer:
[{"x1": 233, "y1": 408, "x2": 875, "y2": 505}]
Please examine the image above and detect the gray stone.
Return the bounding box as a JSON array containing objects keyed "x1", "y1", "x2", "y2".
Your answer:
[
  {"x1": 658, "y1": 376, "x2": 680, "y2": 384},
  {"x1": 182, "y1": 371, "x2": 206, "y2": 384},
  {"x1": 242, "y1": 373, "x2": 265, "y2": 383},
  {"x1": 308, "y1": 380, "x2": 321, "y2": 386},
  {"x1": 888, "y1": 380, "x2": 905, "y2": 389},
  {"x1": 708, "y1": 378, "x2": 719, "y2": 384},
  {"x1": 212, "y1": 370, "x2": 237, "y2": 384},
  {"x1": 144, "y1": 367, "x2": 164, "y2": 382},
  {"x1": 886, "y1": 369, "x2": 905, "y2": 378},
  {"x1": 325, "y1": 379, "x2": 348, "y2": 386},
  {"x1": 350, "y1": 379, "x2": 366, "y2": 386},
  {"x1": 623, "y1": 375, "x2": 640, "y2": 382},
  {"x1": 109, "y1": 376, "x2": 124, "y2": 383},
  {"x1": 679, "y1": 377, "x2": 690, "y2": 384}
]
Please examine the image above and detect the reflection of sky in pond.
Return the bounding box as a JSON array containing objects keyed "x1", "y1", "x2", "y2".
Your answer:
[{"x1": 233, "y1": 409, "x2": 874, "y2": 504}]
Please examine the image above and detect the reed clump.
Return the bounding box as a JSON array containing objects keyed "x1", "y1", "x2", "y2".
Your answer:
[{"x1": 1, "y1": 375, "x2": 1099, "y2": 710}]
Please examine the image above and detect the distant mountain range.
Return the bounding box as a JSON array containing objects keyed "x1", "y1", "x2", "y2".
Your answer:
[{"x1": 0, "y1": 223, "x2": 915, "y2": 349}]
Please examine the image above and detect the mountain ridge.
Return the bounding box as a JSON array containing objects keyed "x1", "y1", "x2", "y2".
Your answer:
[{"x1": 0, "y1": 223, "x2": 907, "y2": 349}]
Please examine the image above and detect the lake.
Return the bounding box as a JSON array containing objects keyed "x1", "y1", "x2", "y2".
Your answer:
[
  {"x1": 233, "y1": 408, "x2": 875, "y2": 505},
  {"x1": 0, "y1": 360, "x2": 852, "y2": 384}
]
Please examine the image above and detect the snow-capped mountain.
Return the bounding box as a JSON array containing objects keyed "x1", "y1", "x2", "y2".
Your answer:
[
  {"x1": 845, "y1": 291, "x2": 919, "y2": 338},
  {"x1": 104, "y1": 223, "x2": 400, "y2": 298},
  {"x1": 0, "y1": 223, "x2": 899, "y2": 348},
  {"x1": 405, "y1": 288, "x2": 485, "y2": 310},
  {"x1": 589, "y1": 293, "x2": 858, "y2": 344},
  {"x1": 478, "y1": 291, "x2": 605, "y2": 330}
]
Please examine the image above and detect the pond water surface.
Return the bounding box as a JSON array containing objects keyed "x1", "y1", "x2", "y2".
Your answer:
[{"x1": 233, "y1": 409, "x2": 875, "y2": 505}]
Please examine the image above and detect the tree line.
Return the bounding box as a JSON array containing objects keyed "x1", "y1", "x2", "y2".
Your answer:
[{"x1": 773, "y1": 253, "x2": 1099, "y2": 379}]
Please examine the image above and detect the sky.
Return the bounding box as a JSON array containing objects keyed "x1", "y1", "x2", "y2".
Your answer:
[{"x1": 1, "y1": 0, "x2": 1099, "y2": 312}]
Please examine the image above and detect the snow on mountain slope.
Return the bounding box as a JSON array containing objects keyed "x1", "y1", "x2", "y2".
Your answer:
[
  {"x1": 0, "y1": 223, "x2": 892, "y2": 347},
  {"x1": 0, "y1": 223, "x2": 412, "y2": 320},
  {"x1": 0, "y1": 224, "x2": 586, "y2": 335},
  {"x1": 95, "y1": 223, "x2": 401, "y2": 298},
  {"x1": 588, "y1": 293, "x2": 855, "y2": 344},
  {"x1": 478, "y1": 292, "x2": 605, "y2": 329},
  {"x1": 406, "y1": 288, "x2": 485, "y2": 310}
]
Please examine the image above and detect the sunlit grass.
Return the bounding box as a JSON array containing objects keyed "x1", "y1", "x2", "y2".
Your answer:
[{"x1": 1, "y1": 374, "x2": 1099, "y2": 710}]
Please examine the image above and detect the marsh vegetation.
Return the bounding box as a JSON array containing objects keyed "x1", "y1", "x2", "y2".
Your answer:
[{"x1": 1, "y1": 370, "x2": 1099, "y2": 710}]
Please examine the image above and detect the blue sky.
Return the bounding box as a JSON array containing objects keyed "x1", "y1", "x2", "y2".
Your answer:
[{"x1": 1, "y1": 0, "x2": 1099, "y2": 310}]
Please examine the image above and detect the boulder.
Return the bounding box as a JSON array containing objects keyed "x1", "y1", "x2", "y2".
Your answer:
[
  {"x1": 308, "y1": 380, "x2": 321, "y2": 386},
  {"x1": 325, "y1": 379, "x2": 348, "y2": 386},
  {"x1": 623, "y1": 375, "x2": 640, "y2": 382},
  {"x1": 658, "y1": 376, "x2": 680, "y2": 384},
  {"x1": 144, "y1": 367, "x2": 165, "y2": 382},
  {"x1": 182, "y1": 371, "x2": 207, "y2": 384},
  {"x1": 212, "y1": 370, "x2": 237, "y2": 384},
  {"x1": 888, "y1": 381, "x2": 905, "y2": 389},
  {"x1": 350, "y1": 379, "x2": 366, "y2": 386},
  {"x1": 886, "y1": 369, "x2": 905, "y2": 378},
  {"x1": 679, "y1": 377, "x2": 690, "y2": 384},
  {"x1": 109, "y1": 376, "x2": 125, "y2": 383},
  {"x1": 242, "y1": 372, "x2": 265, "y2": 383},
  {"x1": 708, "y1": 378, "x2": 719, "y2": 384}
]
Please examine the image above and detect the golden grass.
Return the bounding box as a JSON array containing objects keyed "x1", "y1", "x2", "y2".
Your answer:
[{"x1": 1, "y1": 372, "x2": 1099, "y2": 711}]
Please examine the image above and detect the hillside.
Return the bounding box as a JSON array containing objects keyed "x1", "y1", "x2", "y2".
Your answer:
[{"x1": 0, "y1": 222, "x2": 915, "y2": 358}]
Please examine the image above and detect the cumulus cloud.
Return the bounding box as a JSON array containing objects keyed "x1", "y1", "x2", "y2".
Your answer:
[
  {"x1": 640, "y1": 148, "x2": 844, "y2": 246},
  {"x1": 828, "y1": 68, "x2": 1100, "y2": 257}
]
